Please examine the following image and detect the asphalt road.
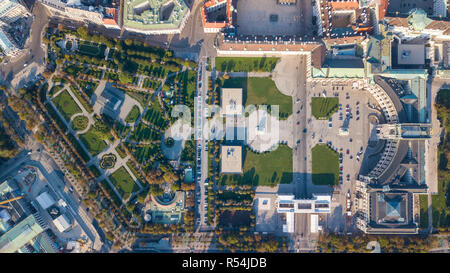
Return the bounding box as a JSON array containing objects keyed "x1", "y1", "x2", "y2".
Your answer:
[
  {"x1": 291, "y1": 55, "x2": 312, "y2": 250},
  {"x1": 293, "y1": 55, "x2": 308, "y2": 199},
  {"x1": 194, "y1": 55, "x2": 211, "y2": 231}
]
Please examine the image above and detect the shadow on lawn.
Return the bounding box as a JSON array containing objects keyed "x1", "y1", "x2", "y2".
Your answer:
[{"x1": 312, "y1": 173, "x2": 336, "y2": 186}]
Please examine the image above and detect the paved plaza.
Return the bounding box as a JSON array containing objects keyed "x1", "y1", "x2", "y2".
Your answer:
[{"x1": 235, "y1": 0, "x2": 313, "y2": 36}]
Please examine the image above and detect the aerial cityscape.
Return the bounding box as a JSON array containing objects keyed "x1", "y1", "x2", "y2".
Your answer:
[{"x1": 0, "y1": 0, "x2": 449, "y2": 256}]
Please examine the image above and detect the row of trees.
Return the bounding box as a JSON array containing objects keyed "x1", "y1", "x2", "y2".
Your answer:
[
  {"x1": 435, "y1": 89, "x2": 450, "y2": 228},
  {"x1": 0, "y1": 87, "x2": 21, "y2": 161},
  {"x1": 317, "y1": 233, "x2": 437, "y2": 253},
  {"x1": 216, "y1": 232, "x2": 286, "y2": 252}
]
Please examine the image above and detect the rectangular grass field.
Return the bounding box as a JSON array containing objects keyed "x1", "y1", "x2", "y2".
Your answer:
[
  {"x1": 221, "y1": 77, "x2": 292, "y2": 117},
  {"x1": 219, "y1": 145, "x2": 292, "y2": 187},
  {"x1": 312, "y1": 144, "x2": 339, "y2": 186},
  {"x1": 215, "y1": 57, "x2": 279, "y2": 72},
  {"x1": 78, "y1": 42, "x2": 102, "y2": 57}
]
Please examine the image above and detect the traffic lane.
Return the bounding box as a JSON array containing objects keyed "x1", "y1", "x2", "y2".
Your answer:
[
  {"x1": 200, "y1": 61, "x2": 209, "y2": 228},
  {"x1": 194, "y1": 60, "x2": 208, "y2": 229},
  {"x1": 293, "y1": 55, "x2": 308, "y2": 197}
]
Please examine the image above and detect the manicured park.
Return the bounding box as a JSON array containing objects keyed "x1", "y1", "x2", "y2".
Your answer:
[
  {"x1": 109, "y1": 166, "x2": 139, "y2": 200},
  {"x1": 129, "y1": 122, "x2": 161, "y2": 143},
  {"x1": 77, "y1": 41, "x2": 105, "y2": 58},
  {"x1": 143, "y1": 102, "x2": 167, "y2": 129},
  {"x1": 311, "y1": 97, "x2": 339, "y2": 119},
  {"x1": 79, "y1": 126, "x2": 108, "y2": 156},
  {"x1": 72, "y1": 115, "x2": 89, "y2": 131},
  {"x1": 52, "y1": 90, "x2": 82, "y2": 122},
  {"x1": 100, "y1": 153, "x2": 117, "y2": 169},
  {"x1": 125, "y1": 105, "x2": 141, "y2": 124},
  {"x1": 311, "y1": 144, "x2": 339, "y2": 186}
]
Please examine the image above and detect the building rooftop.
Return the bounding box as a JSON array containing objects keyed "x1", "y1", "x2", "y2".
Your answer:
[
  {"x1": 218, "y1": 34, "x2": 322, "y2": 53},
  {"x1": 0, "y1": 27, "x2": 16, "y2": 55},
  {"x1": 365, "y1": 190, "x2": 417, "y2": 234},
  {"x1": 320, "y1": 0, "x2": 373, "y2": 42},
  {"x1": 123, "y1": 0, "x2": 189, "y2": 32},
  {"x1": 277, "y1": 194, "x2": 331, "y2": 214},
  {"x1": 0, "y1": 214, "x2": 44, "y2": 253},
  {"x1": 53, "y1": 214, "x2": 71, "y2": 233},
  {"x1": 99, "y1": 88, "x2": 123, "y2": 112},
  {"x1": 406, "y1": 9, "x2": 432, "y2": 32},
  {"x1": 0, "y1": 0, "x2": 21, "y2": 18},
  {"x1": 201, "y1": 0, "x2": 232, "y2": 31},
  {"x1": 221, "y1": 145, "x2": 242, "y2": 174},
  {"x1": 221, "y1": 88, "x2": 242, "y2": 116},
  {"x1": 35, "y1": 192, "x2": 56, "y2": 210},
  {"x1": 397, "y1": 44, "x2": 425, "y2": 66}
]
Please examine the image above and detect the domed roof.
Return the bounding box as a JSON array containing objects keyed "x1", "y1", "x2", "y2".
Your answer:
[{"x1": 407, "y1": 9, "x2": 432, "y2": 31}]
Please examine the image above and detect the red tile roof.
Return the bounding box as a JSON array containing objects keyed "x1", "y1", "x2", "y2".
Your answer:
[
  {"x1": 425, "y1": 20, "x2": 450, "y2": 31},
  {"x1": 384, "y1": 16, "x2": 409, "y2": 28},
  {"x1": 202, "y1": 0, "x2": 232, "y2": 30}
]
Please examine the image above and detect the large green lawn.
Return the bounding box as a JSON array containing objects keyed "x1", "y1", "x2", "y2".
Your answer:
[
  {"x1": 125, "y1": 105, "x2": 141, "y2": 124},
  {"x1": 311, "y1": 97, "x2": 339, "y2": 120},
  {"x1": 79, "y1": 127, "x2": 108, "y2": 156},
  {"x1": 219, "y1": 145, "x2": 292, "y2": 187},
  {"x1": 109, "y1": 166, "x2": 139, "y2": 200},
  {"x1": 78, "y1": 41, "x2": 105, "y2": 57},
  {"x1": 432, "y1": 88, "x2": 450, "y2": 228},
  {"x1": 419, "y1": 194, "x2": 429, "y2": 229},
  {"x1": 312, "y1": 144, "x2": 339, "y2": 186},
  {"x1": 432, "y1": 159, "x2": 450, "y2": 228},
  {"x1": 221, "y1": 77, "x2": 292, "y2": 118},
  {"x1": 52, "y1": 90, "x2": 82, "y2": 122},
  {"x1": 215, "y1": 57, "x2": 279, "y2": 72}
]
